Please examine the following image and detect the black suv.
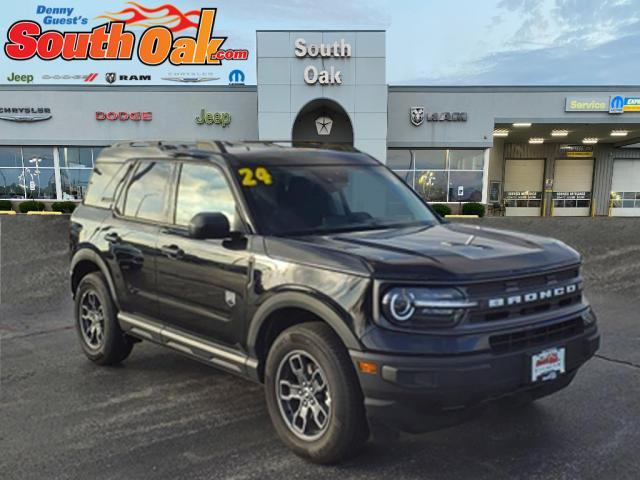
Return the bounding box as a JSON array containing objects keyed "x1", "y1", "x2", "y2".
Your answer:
[{"x1": 70, "y1": 141, "x2": 599, "y2": 463}]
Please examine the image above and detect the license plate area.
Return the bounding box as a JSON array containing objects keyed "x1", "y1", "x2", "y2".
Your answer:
[{"x1": 530, "y1": 347, "x2": 565, "y2": 383}]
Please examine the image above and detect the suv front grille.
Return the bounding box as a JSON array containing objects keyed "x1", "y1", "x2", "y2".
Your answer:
[
  {"x1": 489, "y1": 317, "x2": 584, "y2": 353},
  {"x1": 466, "y1": 267, "x2": 582, "y2": 323}
]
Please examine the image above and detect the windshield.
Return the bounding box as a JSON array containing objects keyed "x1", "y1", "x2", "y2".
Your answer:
[{"x1": 236, "y1": 164, "x2": 438, "y2": 235}]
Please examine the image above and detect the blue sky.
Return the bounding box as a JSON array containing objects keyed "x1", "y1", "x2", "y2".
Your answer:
[{"x1": 2, "y1": 0, "x2": 640, "y2": 85}]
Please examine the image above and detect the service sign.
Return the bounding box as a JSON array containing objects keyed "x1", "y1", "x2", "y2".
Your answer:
[{"x1": 0, "y1": 1, "x2": 250, "y2": 85}]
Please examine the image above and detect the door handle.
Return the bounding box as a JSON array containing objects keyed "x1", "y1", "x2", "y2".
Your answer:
[
  {"x1": 161, "y1": 244, "x2": 184, "y2": 260},
  {"x1": 104, "y1": 232, "x2": 120, "y2": 243}
]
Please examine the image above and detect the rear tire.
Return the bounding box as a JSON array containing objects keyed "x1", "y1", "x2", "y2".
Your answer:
[
  {"x1": 264, "y1": 322, "x2": 369, "y2": 464},
  {"x1": 74, "y1": 272, "x2": 133, "y2": 365}
]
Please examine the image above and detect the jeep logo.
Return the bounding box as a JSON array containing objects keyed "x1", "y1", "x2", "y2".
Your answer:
[
  {"x1": 7, "y1": 73, "x2": 33, "y2": 83},
  {"x1": 488, "y1": 283, "x2": 579, "y2": 308}
]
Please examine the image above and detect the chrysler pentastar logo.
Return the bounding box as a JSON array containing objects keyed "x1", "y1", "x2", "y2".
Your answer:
[
  {"x1": 315, "y1": 116, "x2": 333, "y2": 135},
  {"x1": 488, "y1": 283, "x2": 579, "y2": 308}
]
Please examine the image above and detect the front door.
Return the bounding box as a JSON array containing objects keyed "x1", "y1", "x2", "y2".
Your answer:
[
  {"x1": 552, "y1": 158, "x2": 594, "y2": 217},
  {"x1": 155, "y1": 162, "x2": 251, "y2": 346},
  {"x1": 504, "y1": 159, "x2": 544, "y2": 216}
]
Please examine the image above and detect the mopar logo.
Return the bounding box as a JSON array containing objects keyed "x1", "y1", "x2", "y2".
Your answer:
[
  {"x1": 229, "y1": 69, "x2": 245, "y2": 84},
  {"x1": 610, "y1": 95, "x2": 624, "y2": 114},
  {"x1": 488, "y1": 284, "x2": 579, "y2": 308}
]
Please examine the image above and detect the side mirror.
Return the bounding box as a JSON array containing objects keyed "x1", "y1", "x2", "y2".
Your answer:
[{"x1": 188, "y1": 212, "x2": 230, "y2": 239}]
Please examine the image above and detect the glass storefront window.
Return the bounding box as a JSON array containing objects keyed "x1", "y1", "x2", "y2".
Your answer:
[
  {"x1": 388, "y1": 148, "x2": 486, "y2": 203},
  {"x1": 22, "y1": 147, "x2": 54, "y2": 168},
  {"x1": 448, "y1": 150, "x2": 485, "y2": 170},
  {"x1": 60, "y1": 169, "x2": 92, "y2": 200},
  {"x1": 415, "y1": 170, "x2": 447, "y2": 202},
  {"x1": 394, "y1": 170, "x2": 415, "y2": 189},
  {"x1": 448, "y1": 171, "x2": 483, "y2": 202},
  {"x1": 59, "y1": 147, "x2": 94, "y2": 168},
  {"x1": 0, "y1": 168, "x2": 26, "y2": 199},
  {"x1": 0, "y1": 147, "x2": 23, "y2": 168},
  {"x1": 414, "y1": 150, "x2": 446, "y2": 169},
  {"x1": 0, "y1": 146, "x2": 108, "y2": 201},
  {"x1": 387, "y1": 149, "x2": 412, "y2": 170},
  {"x1": 20, "y1": 167, "x2": 56, "y2": 199}
]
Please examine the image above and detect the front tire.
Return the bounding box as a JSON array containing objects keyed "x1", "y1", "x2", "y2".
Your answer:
[
  {"x1": 74, "y1": 272, "x2": 133, "y2": 365},
  {"x1": 264, "y1": 322, "x2": 369, "y2": 464}
]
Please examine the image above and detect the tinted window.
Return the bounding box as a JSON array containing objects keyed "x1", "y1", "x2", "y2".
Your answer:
[
  {"x1": 84, "y1": 162, "x2": 131, "y2": 208},
  {"x1": 175, "y1": 163, "x2": 237, "y2": 226},
  {"x1": 122, "y1": 161, "x2": 172, "y2": 221}
]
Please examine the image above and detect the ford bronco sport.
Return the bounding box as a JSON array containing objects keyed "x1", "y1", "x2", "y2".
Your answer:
[{"x1": 70, "y1": 141, "x2": 600, "y2": 464}]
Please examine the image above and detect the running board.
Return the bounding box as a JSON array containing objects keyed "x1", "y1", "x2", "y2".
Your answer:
[{"x1": 118, "y1": 312, "x2": 258, "y2": 378}]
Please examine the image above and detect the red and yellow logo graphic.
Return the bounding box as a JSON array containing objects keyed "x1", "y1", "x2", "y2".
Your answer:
[
  {"x1": 95, "y1": 2, "x2": 200, "y2": 33},
  {"x1": 4, "y1": 6, "x2": 249, "y2": 65}
]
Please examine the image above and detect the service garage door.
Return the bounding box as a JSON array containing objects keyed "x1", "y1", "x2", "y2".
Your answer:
[
  {"x1": 552, "y1": 158, "x2": 594, "y2": 217},
  {"x1": 504, "y1": 159, "x2": 544, "y2": 216},
  {"x1": 611, "y1": 159, "x2": 640, "y2": 216}
]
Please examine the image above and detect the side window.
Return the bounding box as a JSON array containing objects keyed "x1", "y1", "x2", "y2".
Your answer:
[
  {"x1": 122, "y1": 161, "x2": 173, "y2": 222},
  {"x1": 175, "y1": 163, "x2": 237, "y2": 227},
  {"x1": 84, "y1": 162, "x2": 130, "y2": 208}
]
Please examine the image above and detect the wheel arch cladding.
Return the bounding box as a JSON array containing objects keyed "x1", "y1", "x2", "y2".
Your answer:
[
  {"x1": 70, "y1": 249, "x2": 119, "y2": 306},
  {"x1": 249, "y1": 292, "x2": 362, "y2": 382}
]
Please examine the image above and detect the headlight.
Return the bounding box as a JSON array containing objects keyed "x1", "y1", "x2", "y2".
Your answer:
[{"x1": 381, "y1": 287, "x2": 476, "y2": 328}]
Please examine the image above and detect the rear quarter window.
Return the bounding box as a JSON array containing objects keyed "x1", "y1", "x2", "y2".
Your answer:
[{"x1": 84, "y1": 162, "x2": 130, "y2": 209}]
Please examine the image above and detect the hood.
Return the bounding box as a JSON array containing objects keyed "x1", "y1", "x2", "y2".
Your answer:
[{"x1": 266, "y1": 223, "x2": 580, "y2": 281}]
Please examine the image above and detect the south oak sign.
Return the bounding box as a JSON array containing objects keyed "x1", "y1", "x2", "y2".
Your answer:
[
  {"x1": 3, "y1": 8, "x2": 248, "y2": 66},
  {"x1": 294, "y1": 38, "x2": 351, "y2": 85}
]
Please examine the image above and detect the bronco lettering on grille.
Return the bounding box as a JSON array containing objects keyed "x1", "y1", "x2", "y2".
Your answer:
[{"x1": 488, "y1": 284, "x2": 578, "y2": 308}]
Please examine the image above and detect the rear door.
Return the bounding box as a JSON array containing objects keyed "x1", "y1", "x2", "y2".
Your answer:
[
  {"x1": 155, "y1": 161, "x2": 251, "y2": 346},
  {"x1": 104, "y1": 160, "x2": 174, "y2": 318}
]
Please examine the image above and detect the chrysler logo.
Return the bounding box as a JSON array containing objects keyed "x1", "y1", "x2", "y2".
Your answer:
[
  {"x1": 488, "y1": 283, "x2": 579, "y2": 308},
  {"x1": 161, "y1": 76, "x2": 219, "y2": 83},
  {"x1": 0, "y1": 107, "x2": 52, "y2": 122}
]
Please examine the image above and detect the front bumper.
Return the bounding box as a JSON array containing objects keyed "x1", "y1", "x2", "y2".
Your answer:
[{"x1": 350, "y1": 323, "x2": 600, "y2": 433}]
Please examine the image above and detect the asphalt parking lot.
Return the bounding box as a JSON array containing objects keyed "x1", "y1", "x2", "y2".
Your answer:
[{"x1": 1, "y1": 217, "x2": 639, "y2": 480}]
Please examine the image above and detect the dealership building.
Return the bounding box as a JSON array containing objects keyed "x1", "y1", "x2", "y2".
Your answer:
[{"x1": 2, "y1": 29, "x2": 640, "y2": 216}]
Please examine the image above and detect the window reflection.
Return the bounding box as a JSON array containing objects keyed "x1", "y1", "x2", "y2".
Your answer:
[
  {"x1": 415, "y1": 170, "x2": 447, "y2": 202},
  {"x1": 0, "y1": 168, "x2": 26, "y2": 199},
  {"x1": 123, "y1": 162, "x2": 172, "y2": 221},
  {"x1": 389, "y1": 149, "x2": 485, "y2": 203},
  {"x1": 175, "y1": 164, "x2": 237, "y2": 227}
]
